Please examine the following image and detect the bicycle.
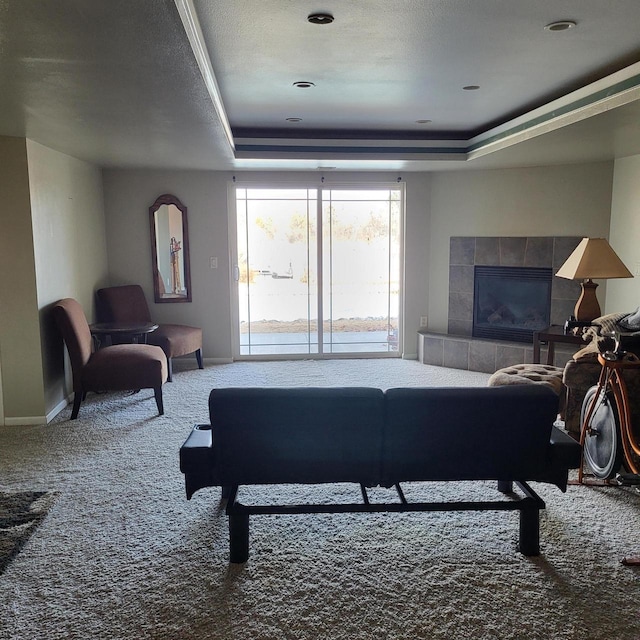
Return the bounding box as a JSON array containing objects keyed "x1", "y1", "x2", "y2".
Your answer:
[{"x1": 579, "y1": 329, "x2": 640, "y2": 566}]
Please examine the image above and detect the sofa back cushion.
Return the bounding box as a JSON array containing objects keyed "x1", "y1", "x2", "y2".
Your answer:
[
  {"x1": 382, "y1": 385, "x2": 558, "y2": 484},
  {"x1": 209, "y1": 387, "x2": 385, "y2": 486}
]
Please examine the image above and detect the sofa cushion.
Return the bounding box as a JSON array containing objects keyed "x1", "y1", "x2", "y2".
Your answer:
[
  {"x1": 382, "y1": 386, "x2": 559, "y2": 484},
  {"x1": 209, "y1": 387, "x2": 385, "y2": 486}
]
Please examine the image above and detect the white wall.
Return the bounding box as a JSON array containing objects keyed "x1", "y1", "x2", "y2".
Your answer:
[
  {"x1": 103, "y1": 163, "x2": 615, "y2": 358},
  {"x1": 102, "y1": 171, "x2": 432, "y2": 359},
  {"x1": 102, "y1": 169, "x2": 235, "y2": 360},
  {"x1": 0, "y1": 136, "x2": 44, "y2": 422},
  {"x1": 27, "y1": 140, "x2": 109, "y2": 419},
  {"x1": 427, "y1": 162, "x2": 615, "y2": 331},
  {"x1": 606, "y1": 154, "x2": 640, "y2": 313}
]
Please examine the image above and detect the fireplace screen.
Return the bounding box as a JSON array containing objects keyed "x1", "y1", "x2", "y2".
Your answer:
[{"x1": 473, "y1": 266, "x2": 552, "y2": 342}]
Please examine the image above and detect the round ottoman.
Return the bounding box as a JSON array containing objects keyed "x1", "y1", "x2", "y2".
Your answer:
[{"x1": 487, "y1": 363, "x2": 566, "y2": 414}]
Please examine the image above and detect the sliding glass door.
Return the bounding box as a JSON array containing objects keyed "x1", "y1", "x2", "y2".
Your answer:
[{"x1": 234, "y1": 184, "x2": 403, "y2": 357}]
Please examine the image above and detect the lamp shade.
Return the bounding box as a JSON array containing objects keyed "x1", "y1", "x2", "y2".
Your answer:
[
  {"x1": 556, "y1": 238, "x2": 633, "y2": 322},
  {"x1": 556, "y1": 237, "x2": 633, "y2": 280}
]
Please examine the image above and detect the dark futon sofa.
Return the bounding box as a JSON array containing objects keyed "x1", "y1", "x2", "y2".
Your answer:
[{"x1": 180, "y1": 385, "x2": 581, "y2": 563}]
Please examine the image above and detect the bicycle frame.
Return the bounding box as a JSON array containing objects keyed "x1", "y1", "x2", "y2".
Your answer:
[{"x1": 579, "y1": 352, "x2": 640, "y2": 483}]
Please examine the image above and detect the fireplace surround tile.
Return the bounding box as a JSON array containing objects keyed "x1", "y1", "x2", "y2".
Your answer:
[
  {"x1": 469, "y1": 340, "x2": 497, "y2": 373},
  {"x1": 449, "y1": 265, "x2": 474, "y2": 293},
  {"x1": 553, "y1": 237, "x2": 583, "y2": 268},
  {"x1": 475, "y1": 237, "x2": 499, "y2": 266},
  {"x1": 418, "y1": 331, "x2": 577, "y2": 372},
  {"x1": 524, "y1": 237, "x2": 553, "y2": 267},
  {"x1": 419, "y1": 335, "x2": 444, "y2": 366},
  {"x1": 499, "y1": 237, "x2": 527, "y2": 266},
  {"x1": 448, "y1": 235, "x2": 582, "y2": 338},
  {"x1": 552, "y1": 274, "x2": 581, "y2": 299},
  {"x1": 450, "y1": 237, "x2": 475, "y2": 265},
  {"x1": 551, "y1": 299, "x2": 578, "y2": 326},
  {"x1": 496, "y1": 344, "x2": 526, "y2": 370},
  {"x1": 447, "y1": 319, "x2": 472, "y2": 336},
  {"x1": 448, "y1": 291, "x2": 473, "y2": 321},
  {"x1": 443, "y1": 339, "x2": 469, "y2": 370}
]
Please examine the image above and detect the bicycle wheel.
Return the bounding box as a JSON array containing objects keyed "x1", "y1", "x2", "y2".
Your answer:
[{"x1": 581, "y1": 385, "x2": 623, "y2": 479}]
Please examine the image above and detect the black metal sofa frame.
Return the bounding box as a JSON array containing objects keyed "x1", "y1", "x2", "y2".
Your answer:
[{"x1": 180, "y1": 386, "x2": 581, "y2": 563}]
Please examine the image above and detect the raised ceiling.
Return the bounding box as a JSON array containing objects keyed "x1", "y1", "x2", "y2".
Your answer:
[{"x1": 2, "y1": 0, "x2": 640, "y2": 171}]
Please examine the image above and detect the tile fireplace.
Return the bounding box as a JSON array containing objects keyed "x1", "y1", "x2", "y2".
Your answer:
[
  {"x1": 449, "y1": 236, "x2": 581, "y2": 338},
  {"x1": 418, "y1": 236, "x2": 583, "y2": 373}
]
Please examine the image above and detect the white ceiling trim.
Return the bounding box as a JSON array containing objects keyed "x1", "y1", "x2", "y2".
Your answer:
[
  {"x1": 174, "y1": 0, "x2": 235, "y2": 153},
  {"x1": 468, "y1": 61, "x2": 640, "y2": 160}
]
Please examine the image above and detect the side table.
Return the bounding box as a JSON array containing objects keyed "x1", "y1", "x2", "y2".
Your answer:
[
  {"x1": 90, "y1": 322, "x2": 159, "y2": 349},
  {"x1": 532, "y1": 325, "x2": 586, "y2": 365}
]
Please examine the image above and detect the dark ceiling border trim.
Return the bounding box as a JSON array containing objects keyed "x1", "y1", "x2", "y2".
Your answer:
[{"x1": 235, "y1": 145, "x2": 466, "y2": 155}]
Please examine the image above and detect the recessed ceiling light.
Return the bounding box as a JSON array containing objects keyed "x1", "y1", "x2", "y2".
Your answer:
[
  {"x1": 544, "y1": 20, "x2": 576, "y2": 32},
  {"x1": 415, "y1": 119, "x2": 432, "y2": 124},
  {"x1": 286, "y1": 117, "x2": 303, "y2": 122},
  {"x1": 308, "y1": 13, "x2": 334, "y2": 25},
  {"x1": 463, "y1": 85, "x2": 480, "y2": 91},
  {"x1": 293, "y1": 81, "x2": 315, "y2": 89}
]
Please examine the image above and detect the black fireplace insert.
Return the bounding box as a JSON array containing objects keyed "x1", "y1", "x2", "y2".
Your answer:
[{"x1": 473, "y1": 266, "x2": 552, "y2": 343}]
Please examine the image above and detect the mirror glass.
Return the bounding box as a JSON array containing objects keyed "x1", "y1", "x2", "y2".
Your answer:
[{"x1": 149, "y1": 194, "x2": 192, "y2": 303}]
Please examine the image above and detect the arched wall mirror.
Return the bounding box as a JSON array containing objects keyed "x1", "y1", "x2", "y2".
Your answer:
[{"x1": 149, "y1": 194, "x2": 192, "y2": 303}]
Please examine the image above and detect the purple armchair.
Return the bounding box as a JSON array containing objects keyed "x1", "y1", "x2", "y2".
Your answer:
[
  {"x1": 53, "y1": 298, "x2": 167, "y2": 419},
  {"x1": 96, "y1": 285, "x2": 203, "y2": 381}
]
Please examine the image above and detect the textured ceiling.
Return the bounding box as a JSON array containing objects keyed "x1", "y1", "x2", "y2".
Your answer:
[{"x1": 1, "y1": 0, "x2": 640, "y2": 170}]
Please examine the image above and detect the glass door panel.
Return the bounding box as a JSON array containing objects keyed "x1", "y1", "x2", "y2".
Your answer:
[
  {"x1": 235, "y1": 185, "x2": 401, "y2": 357},
  {"x1": 322, "y1": 189, "x2": 401, "y2": 354},
  {"x1": 236, "y1": 188, "x2": 318, "y2": 356}
]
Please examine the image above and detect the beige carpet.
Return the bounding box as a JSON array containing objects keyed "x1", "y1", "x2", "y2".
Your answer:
[{"x1": 0, "y1": 359, "x2": 639, "y2": 640}]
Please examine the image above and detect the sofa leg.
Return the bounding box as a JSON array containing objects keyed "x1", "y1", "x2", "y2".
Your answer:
[
  {"x1": 154, "y1": 387, "x2": 164, "y2": 415},
  {"x1": 195, "y1": 348, "x2": 203, "y2": 369},
  {"x1": 166, "y1": 358, "x2": 173, "y2": 382},
  {"x1": 229, "y1": 512, "x2": 249, "y2": 563},
  {"x1": 497, "y1": 480, "x2": 513, "y2": 493},
  {"x1": 518, "y1": 507, "x2": 540, "y2": 556}
]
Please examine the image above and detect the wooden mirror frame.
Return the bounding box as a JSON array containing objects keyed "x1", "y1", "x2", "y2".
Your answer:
[{"x1": 149, "y1": 194, "x2": 192, "y2": 303}]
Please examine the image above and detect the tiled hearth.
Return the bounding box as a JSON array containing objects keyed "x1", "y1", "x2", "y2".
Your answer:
[
  {"x1": 420, "y1": 236, "x2": 583, "y2": 373},
  {"x1": 417, "y1": 330, "x2": 577, "y2": 373}
]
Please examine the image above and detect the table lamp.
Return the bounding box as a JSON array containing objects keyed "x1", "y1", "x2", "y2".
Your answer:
[{"x1": 555, "y1": 237, "x2": 633, "y2": 322}]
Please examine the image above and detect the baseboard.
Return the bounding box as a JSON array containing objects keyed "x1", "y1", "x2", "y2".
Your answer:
[
  {"x1": 4, "y1": 394, "x2": 68, "y2": 425},
  {"x1": 46, "y1": 397, "x2": 70, "y2": 423},
  {"x1": 202, "y1": 357, "x2": 234, "y2": 365},
  {"x1": 4, "y1": 415, "x2": 48, "y2": 426},
  {"x1": 402, "y1": 352, "x2": 418, "y2": 360}
]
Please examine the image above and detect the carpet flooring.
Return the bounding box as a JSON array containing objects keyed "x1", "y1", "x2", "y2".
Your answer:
[{"x1": 0, "y1": 359, "x2": 638, "y2": 640}]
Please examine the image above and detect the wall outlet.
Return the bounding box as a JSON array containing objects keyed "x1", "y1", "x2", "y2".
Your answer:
[
  {"x1": 209, "y1": 257, "x2": 218, "y2": 269},
  {"x1": 419, "y1": 316, "x2": 428, "y2": 328}
]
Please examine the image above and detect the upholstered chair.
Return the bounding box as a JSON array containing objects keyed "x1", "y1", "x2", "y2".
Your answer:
[
  {"x1": 96, "y1": 284, "x2": 203, "y2": 381},
  {"x1": 53, "y1": 298, "x2": 168, "y2": 419}
]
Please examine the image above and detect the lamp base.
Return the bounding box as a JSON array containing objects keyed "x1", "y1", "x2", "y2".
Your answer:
[{"x1": 573, "y1": 279, "x2": 601, "y2": 322}]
